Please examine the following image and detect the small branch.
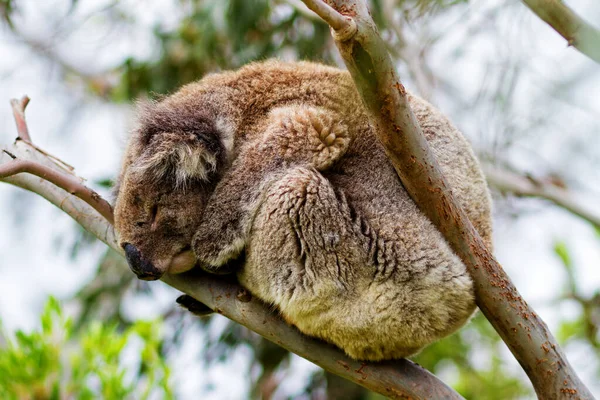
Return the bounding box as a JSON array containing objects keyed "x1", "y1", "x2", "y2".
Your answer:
[
  {"x1": 10, "y1": 96, "x2": 74, "y2": 170},
  {"x1": 10, "y1": 96, "x2": 31, "y2": 142},
  {"x1": 301, "y1": 0, "x2": 354, "y2": 34},
  {"x1": 521, "y1": 0, "x2": 600, "y2": 63},
  {"x1": 0, "y1": 142, "x2": 118, "y2": 249},
  {"x1": 0, "y1": 157, "x2": 113, "y2": 224},
  {"x1": 2, "y1": 98, "x2": 113, "y2": 224},
  {"x1": 484, "y1": 165, "x2": 600, "y2": 228},
  {"x1": 283, "y1": 0, "x2": 322, "y2": 22},
  {"x1": 306, "y1": 0, "x2": 593, "y2": 397}
]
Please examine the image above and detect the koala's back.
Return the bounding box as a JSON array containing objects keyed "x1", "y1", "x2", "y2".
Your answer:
[{"x1": 192, "y1": 61, "x2": 492, "y2": 360}]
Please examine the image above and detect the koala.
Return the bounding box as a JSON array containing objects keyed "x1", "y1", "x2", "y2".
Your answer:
[{"x1": 114, "y1": 60, "x2": 493, "y2": 362}]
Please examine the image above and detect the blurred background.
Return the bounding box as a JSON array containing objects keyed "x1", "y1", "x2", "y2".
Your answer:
[{"x1": 0, "y1": 0, "x2": 599, "y2": 398}]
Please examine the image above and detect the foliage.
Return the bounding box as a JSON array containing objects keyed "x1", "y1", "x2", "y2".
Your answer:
[
  {"x1": 111, "y1": 0, "x2": 333, "y2": 101},
  {"x1": 414, "y1": 314, "x2": 531, "y2": 399},
  {"x1": 0, "y1": 297, "x2": 173, "y2": 400}
]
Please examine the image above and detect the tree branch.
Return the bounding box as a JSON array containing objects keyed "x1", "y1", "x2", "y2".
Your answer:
[
  {"x1": 304, "y1": 0, "x2": 593, "y2": 398},
  {"x1": 484, "y1": 164, "x2": 600, "y2": 228},
  {"x1": 10, "y1": 96, "x2": 31, "y2": 142},
  {"x1": 301, "y1": 0, "x2": 355, "y2": 35},
  {"x1": 282, "y1": 0, "x2": 322, "y2": 22},
  {"x1": 521, "y1": 0, "x2": 600, "y2": 63},
  {"x1": 0, "y1": 156, "x2": 113, "y2": 224},
  {"x1": 0, "y1": 101, "x2": 463, "y2": 399}
]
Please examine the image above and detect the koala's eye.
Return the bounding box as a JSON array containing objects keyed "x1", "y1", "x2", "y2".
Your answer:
[
  {"x1": 133, "y1": 196, "x2": 143, "y2": 207},
  {"x1": 134, "y1": 204, "x2": 159, "y2": 229},
  {"x1": 193, "y1": 130, "x2": 220, "y2": 154},
  {"x1": 149, "y1": 204, "x2": 159, "y2": 225}
]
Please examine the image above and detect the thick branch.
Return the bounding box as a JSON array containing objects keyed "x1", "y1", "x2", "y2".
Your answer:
[
  {"x1": 0, "y1": 109, "x2": 463, "y2": 399},
  {"x1": 305, "y1": 0, "x2": 593, "y2": 398},
  {"x1": 164, "y1": 273, "x2": 462, "y2": 400},
  {"x1": 521, "y1": 0, "x2": 600, "y2": 63},
  {"x1": 484, "y1": 165, "x2": 600, "y2": 228}
]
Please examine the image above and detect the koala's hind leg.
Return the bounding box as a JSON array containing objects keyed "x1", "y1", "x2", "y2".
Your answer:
[
  {"x1": 176, "y1": 295, "x2": 214, "y2": 316},
  {"x1": 265, "y1": 106, "x2": 352, "y2": 171},
  {"x1": 193, "y1": 105, "x2": 352, "y2": 273},
  {"x1": 240, "y1": 166, "x2": 361, "y2": 317}
]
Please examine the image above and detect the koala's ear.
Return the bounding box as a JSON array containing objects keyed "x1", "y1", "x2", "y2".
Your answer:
[{"x1": 132, "y1": 131, "x2": 220, "y2": 186}]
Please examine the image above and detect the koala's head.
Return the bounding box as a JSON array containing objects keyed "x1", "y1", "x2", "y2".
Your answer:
[{"x1": 114, "y1": 89, "x2": 233, "y2": 280}]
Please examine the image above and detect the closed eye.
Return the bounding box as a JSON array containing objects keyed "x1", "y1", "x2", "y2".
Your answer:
[{"x1": 149, "y1": 204, "x2": 159, "y2": 226}]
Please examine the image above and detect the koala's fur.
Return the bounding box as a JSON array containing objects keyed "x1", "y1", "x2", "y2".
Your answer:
[{"x1": 114, "y1": 60, "x2": 493, "y2": 361}]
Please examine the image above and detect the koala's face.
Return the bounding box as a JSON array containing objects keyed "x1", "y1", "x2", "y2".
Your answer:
[
  {"x1": 114, "y1": 174, "x2": 212, "y2": 280},
  {"x1": 114, "y1": 94, "x2": 227, "y2": 280}
]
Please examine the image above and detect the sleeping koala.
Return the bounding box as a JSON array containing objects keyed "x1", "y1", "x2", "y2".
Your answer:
[{"x1": 114, "y1": 60, "x2": 493, "y2": 361}]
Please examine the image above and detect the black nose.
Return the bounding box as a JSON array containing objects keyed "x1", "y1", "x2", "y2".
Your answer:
[{"x1": 123, "y1": 243, "x2": 163, "y2": 281}]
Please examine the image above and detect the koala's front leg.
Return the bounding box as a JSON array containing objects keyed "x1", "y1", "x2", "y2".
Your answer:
[
  {"x1": 192, "y1": 144, "x2": 279, "y2": 271},
  {"x1": 176, "y1": 294, "x2": 214, "y2": 316},
  {"x1": 193, "y1": 105, "x2": 351, "y2": 272}
]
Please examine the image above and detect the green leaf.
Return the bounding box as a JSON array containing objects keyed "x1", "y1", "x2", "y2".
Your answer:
[{"x1": 553, "y1": 241, "x2": 572, "y2": 269}]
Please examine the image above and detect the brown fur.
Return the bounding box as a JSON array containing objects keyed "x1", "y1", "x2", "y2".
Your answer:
[{"x1": 114, "y1": 60, "x2": 493, "y2": 361}]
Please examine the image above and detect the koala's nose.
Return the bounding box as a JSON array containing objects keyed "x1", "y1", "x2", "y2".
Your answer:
[{"x1": 122, "y1": 243, "x2": 163, "y2": 281}]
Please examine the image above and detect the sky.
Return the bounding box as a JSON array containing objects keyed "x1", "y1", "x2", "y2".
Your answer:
[{"x1": 0, "y1": 0, "x2": 599, "y2": 398}]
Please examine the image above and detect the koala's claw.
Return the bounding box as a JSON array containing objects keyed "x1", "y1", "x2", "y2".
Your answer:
[
  {"x1": 197, "y1": 254, "x2": 244, "y2": 275},
  {"x1": 176, "y1": 295, "x2": 214, "y2": 316}
]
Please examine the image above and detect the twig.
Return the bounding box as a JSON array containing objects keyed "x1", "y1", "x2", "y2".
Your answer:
[
  {"x1": 484, "y1": 164, "x2": 600, "y2": 228},
  {"x1": 0, "y1": 107, "x2": 464, "y2": 400},
  {"x1": 0, "y1": 156, "x2": 113, "y2": 224},
  {"x1": 10, "y1": 96, "x2": 31, "y2": 142},
  {"x1": 304, "y1": 0, "x2": 593, "y2": 398},
  {"x1": 301, "y1": 0, "x2": 354, "y2": 34},
  {"x1": 521, "y1": 0, "x2": 600, "y2": 63},
  {"x1": 10, "y1": 96, "x2": 75, "y2": 171},
  {"x1": 283, "y1": 0, "x2": 322, "y2": 22}
]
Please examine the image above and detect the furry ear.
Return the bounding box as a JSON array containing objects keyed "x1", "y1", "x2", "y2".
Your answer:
[{"x1": 132, "y1": 131, "x2": 220, "y2": 187}]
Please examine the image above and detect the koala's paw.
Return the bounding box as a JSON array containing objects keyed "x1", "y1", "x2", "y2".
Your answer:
[
  {"x1": 197, "y1": 258, "x2": 240, "y2": 275},
  {"x1": 176, "y1": 295, "x2": 214, "y2": 316},
  {"x1": 270, "y1": 107, "x2": 351, "y2": 170},
  {"x1": 193, "y1": 228, "x2": 245, "y2": 269}
]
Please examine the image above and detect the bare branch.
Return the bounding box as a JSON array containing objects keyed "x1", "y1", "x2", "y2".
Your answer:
[
  {"x1": 305, "y1": 0, "x2": 593, "y2": 397},
  {"x1": 521, "y1": 0, "x2": 600, "y2": 63},
  {"x1": 0, "y1": 142, "x2": 118, "y2": 249},
  {"x1": 0, "y1": 157, "x2": 114, "y2": 224},
  {"x1": 301, "y1": 0, "x2": 355, "y2": 36},
  {"x1": 0, "y1": 121, "x2": 464, "y2": 400},
  {"x1": 10, "y1": 96, "x2": 75, "y2": 170},
  {"x1": 484, "y1": 165, "x2": 600, "y2": 228},
  {"x1": 282, "y1": 0, "x2": 322, "y2": 22},
  {"x1": 10, "y1": 96, "x2": 31, "y2": 142}
]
